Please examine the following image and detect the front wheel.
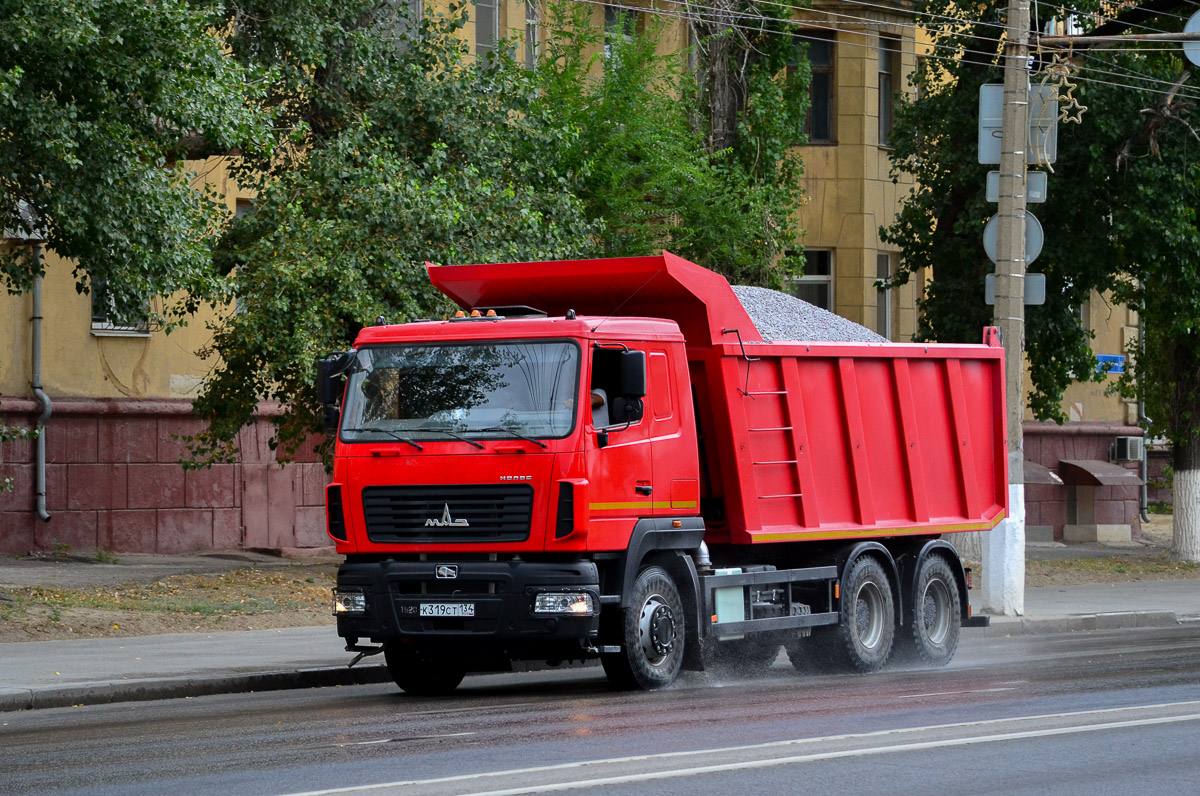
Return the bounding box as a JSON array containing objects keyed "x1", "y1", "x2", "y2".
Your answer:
[
  {"x1": 601, "y1": 566, "x2": 686, "y2": 690},
  {"x1": 896, "y1": 554, "x2": 961, "y2": 666},
  {"x1": 383, "y1": 643, "x2": 465, "y2": 696}
]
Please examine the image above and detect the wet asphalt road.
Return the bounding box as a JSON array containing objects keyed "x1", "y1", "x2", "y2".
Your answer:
[{"x1": 3, "y1": 626, "x2": 1199, "y2": 795}]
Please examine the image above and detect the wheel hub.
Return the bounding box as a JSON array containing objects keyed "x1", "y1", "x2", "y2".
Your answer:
[
  {"x1": 639, "y1": 595, "x2": 676, "y2": 663},
  {"x1": 920, "y1": 579, "x2": 951, "y2": 644}
]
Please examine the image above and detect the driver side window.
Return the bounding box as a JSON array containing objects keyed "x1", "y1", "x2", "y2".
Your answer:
[{"x1": 591, "y1": 347, "x2": 645, "y2": 428}]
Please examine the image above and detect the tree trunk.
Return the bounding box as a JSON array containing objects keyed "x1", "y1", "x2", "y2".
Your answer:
[{"x1": 1174, "y1": 434, "x2": 1200, "y2": 561}]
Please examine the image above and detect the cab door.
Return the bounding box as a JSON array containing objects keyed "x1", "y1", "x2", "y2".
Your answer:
[
  {"x1": 584, "y1": 344, "x2": 652, "y2": 550},
  {"x1": 646, "y1": 345, "x2": 699, "y2": 517}
]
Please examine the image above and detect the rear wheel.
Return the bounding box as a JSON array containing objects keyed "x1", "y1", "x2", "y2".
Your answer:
[
  {"x1": 896, "y1": 555, "x2": 961, "y2": 666},
  {"x1": 601, "y1": 566, "x2": 686, "y2": 690},
  {"x1": 383, "y1": 643, "x2": 465, "y2": 696},
  {"x1": 826, "y1": 556, "x2": 895, "y2": 673}
]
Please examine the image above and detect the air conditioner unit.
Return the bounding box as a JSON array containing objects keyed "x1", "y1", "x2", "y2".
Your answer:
[{"x1": 1113, "y1": 436, "x2": 1144, "y2": 462}]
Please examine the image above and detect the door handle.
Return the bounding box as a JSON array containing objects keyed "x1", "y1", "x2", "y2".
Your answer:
[{"x1": 635, "y1": 485, "x2": 653, "y2": 496}]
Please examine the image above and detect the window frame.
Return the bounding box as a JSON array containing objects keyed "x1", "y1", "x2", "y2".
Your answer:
[
  {"x1": 876, "y1": 252, "x2": 894, "y2": 340},
  {"x1": 790, "y1": 249, "x2": 835, "y2": 311},
  {"x1": 604, "y1": 4, "x2": 638, "y2": 61},
  {"x1": 524, "y1": 0, "x2": 539, "y2": 69},
  {"x1": 878, "y1": 35, "x2": 901, "y2": 148},
  {"x1": 794, "y1": 31, "x2": 836, "y2": 144},
  {"x1": 90, "y1": 277, "x2": 151, "y2": 338},
  {"x1": 475, "y1": 0, "x2": 499, "y2": 58}
]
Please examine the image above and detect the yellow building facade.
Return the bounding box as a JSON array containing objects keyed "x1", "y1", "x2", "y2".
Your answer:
[{"x1": 0, "y1": 1, "x2": 1140, "y2": 553}]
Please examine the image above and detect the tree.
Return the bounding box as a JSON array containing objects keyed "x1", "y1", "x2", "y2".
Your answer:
[
  {"x1": 529, "y1": 2, "x2": 807, "y2": 284},
  {"x1": 882, "y1": 0, "x2": 1200, "y2": 559},
  {"x1": 191, "y1": 1, "x2": 812, "y2": 462},
  {"x1": 190, "y1": 4, "x2": 600, "y2": 463},
  {"x1": 0, "y1": 0, "x2": 265, "y2": 323}
]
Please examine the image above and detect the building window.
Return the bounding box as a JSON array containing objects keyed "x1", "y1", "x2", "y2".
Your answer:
[
  {"x1": 525, "y1": 0, "x2": 539, "y2": 69},
  {"x1": 876, "y1": 253, "x2": 894, "y2": 339},
  {"x1": 878, "y1": 35, "x2": 900, "y2": 147},
  {"x1": 793, "y1": 33, "x2": 835, "y2": 143},
  {"x1": 791, "y1": 250, "x2": 834, "y2": 310},
  {"x1": 476, "y1": 0, "x2": 499, "y2": 58},
  {"x1": 234, "y1": 200, "x2": 253, "y2": 315},
  {"x1": 90, "y1": 278, "x2": 149, "y2": 336},
  {"x1": 383, "y1": 0, "x2": 422, "y2": 51},
  {"x1": 604, "y1": 4, "x2": 636, "y2": 60}
]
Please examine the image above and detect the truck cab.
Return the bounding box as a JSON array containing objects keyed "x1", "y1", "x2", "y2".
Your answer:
[{"x1": 322, "y1": 310, "x2": 703, "y2": 693}]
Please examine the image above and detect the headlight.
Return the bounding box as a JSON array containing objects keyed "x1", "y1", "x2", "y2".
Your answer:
[
  {"x1": 533, "y1": 592, "x2": 596, "y2": 616},
  {"x1": 333, "y1": 590, "x2": 368, "y2": 616}
]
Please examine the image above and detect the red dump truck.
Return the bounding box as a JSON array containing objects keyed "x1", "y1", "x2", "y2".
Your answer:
[{"x1": 317, "y1": 252, "x2": 1006, "y2": 693}]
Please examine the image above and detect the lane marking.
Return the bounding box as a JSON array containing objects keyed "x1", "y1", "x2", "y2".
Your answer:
[
  {"x1": 327, "y1": 733, "x2": 476, "y2": 748},
  {"x1": 281, "y1": 700, "x2": 1200, "y2": 796},
  {"x1": 461, "y1": 713, "x2": 1200, "y2": 795},
  {"x1": 897, "y1": 687, "x2": 1016, "y2": 699}
]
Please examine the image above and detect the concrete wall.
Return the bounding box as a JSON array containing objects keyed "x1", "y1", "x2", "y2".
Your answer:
[{"x1": 0, "y1": 399, "x2": 328, "y2": 555}]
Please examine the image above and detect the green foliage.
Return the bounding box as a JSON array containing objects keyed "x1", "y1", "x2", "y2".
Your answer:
[
  {"x1": 882, "y1": 1, "x2": 1196, "y2": 426},
  {"x1": 0, "y1": 0, "x2": 266, "y2": 325},
  {"x1": 191, "y1": 2, "x2": 811, "y2": 462},
  {"x1": 525, "y1": 2, "x2": 806, "y2": 285},
  {"x1": 685, "y1": 6, "x2": 809, "y2": 285},
  {"x1": 190, "y1": 6, "x2": 600, "y2": 463}
]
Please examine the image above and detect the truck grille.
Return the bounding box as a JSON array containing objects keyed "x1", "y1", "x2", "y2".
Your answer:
[{"x1": 362, "y1": 485, "x2": 533, "y2": 544}]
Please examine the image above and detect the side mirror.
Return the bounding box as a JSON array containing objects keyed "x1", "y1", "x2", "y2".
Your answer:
[
  {"x1": 618, "y1": 350, "x2": 646, "y2": 399},
  {"x1": 316, "y1": 351, "x2": 354, "y2": 405},
  {"x1": 322, "y1": 405, "x2": 341, "y2": 436}
]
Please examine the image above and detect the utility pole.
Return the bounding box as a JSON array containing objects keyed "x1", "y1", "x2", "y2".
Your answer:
[{"x1": 984, "y1": 0, "x2": 1029, "y2": 616}]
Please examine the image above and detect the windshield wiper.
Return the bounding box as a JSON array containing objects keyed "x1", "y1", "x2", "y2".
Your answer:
[
  {"x1": 422, "y1": 427, "x2": 485, "y2": 449},
  {"x1": 476, "y1": 427, "x2": 548, "y2": 449},
  {"x1": 341, "y1": 427, "x2": 423, "y2": 451}
]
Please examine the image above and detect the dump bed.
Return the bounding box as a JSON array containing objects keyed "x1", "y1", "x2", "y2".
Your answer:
[{"x1": 430, "y1": 253, "x2": 1008, "y2": 545}]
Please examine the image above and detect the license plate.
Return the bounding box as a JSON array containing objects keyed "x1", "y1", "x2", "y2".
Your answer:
[{"x1": 420, "y1": 602, "x2": 475, "y2": 618}]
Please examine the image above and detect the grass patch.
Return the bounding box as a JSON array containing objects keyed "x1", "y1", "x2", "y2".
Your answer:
[
  {"x1": 0, "y1": 567, "x2": 337, "y2": 618},
  {"x1": 1028, "y1": 554, "x2": 1200, "y2": 578}
]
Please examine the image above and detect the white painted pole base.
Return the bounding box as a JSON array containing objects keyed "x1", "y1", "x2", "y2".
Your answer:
[
  {"x1": 1175, "y1": 469, "x2": 1200, "y2": 562},
  {"x1": 982, "y1": 483, "x2": 1026, "y2": 616}
]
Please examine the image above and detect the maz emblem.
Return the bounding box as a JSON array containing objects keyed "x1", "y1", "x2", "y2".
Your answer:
[
  {"x1": 426, "y1": 504, "x2": 470, "y2": 527},
  {"x1": 435, "y1": 565, "x2": 459, "y2": 579}
]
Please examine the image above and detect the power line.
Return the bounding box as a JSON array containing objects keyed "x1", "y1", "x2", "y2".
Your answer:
[{"x1": 567, "y1": 0, "x2": 1200, "y2": 99}]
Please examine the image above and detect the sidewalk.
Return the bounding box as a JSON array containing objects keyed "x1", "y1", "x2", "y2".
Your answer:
[{"x1": 2, "y1": 578, "x2": 1197, "y2": 713}]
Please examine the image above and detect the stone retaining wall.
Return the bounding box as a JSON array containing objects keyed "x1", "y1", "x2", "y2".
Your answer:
[{"x1": 0, "y1": 398, "x2": 329, "y2": 554}]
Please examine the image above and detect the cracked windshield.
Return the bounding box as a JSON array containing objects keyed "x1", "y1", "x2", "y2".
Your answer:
[{"x1": 341, "y1": 341, "x2": 580, "y2": 442}]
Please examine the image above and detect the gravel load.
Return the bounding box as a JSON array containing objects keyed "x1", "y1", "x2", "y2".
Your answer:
[{"x1": 731, "y1": 284, "x2": 888, "y2": 344}]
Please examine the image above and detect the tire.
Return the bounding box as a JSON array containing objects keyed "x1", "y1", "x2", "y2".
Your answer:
[
  {"x1": 896, "y1": 555, "x2": 961, "y2": 667},
  {"x1": 827, "y1": 556, "x2": 896, "y2": 673},
  {"x1": 601, "y1": 566, "x2": 686, "y2": 690},
  {"x1": 383, "y1": 643, "x2": 465, "y2": 696},
  {"x1": 783, "y1": 628, "x2": 836, "y2": 674}
]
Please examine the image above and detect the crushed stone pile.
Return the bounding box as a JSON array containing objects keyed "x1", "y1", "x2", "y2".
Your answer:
[{"x1": 731, "y1": 285, "x2": 888, "y2": 344}]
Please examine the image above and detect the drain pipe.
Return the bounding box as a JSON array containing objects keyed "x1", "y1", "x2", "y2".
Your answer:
[{"x1": 31, "y1": 244, "x2": 51, "y2": 523}]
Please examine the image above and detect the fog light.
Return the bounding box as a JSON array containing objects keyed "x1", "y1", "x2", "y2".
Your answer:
[
  {"x1": 533, "y1": 592, "x2": 595, "y2": 616},
  {"x1": 333, "y1": 590, "x2": 368, "y2": 616}
]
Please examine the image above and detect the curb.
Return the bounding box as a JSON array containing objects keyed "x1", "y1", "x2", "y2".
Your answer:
[
  {"x1": 0, "y1": 663, "x2": 390, "y2": 713},
  {"x1": 971, "y1": 610, "x2": 1183, "y2": 638}
]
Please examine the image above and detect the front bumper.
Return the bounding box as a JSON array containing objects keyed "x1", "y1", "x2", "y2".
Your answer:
[{"x1": 335, "y1": 558, "x2": 601, "y2": 646}]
